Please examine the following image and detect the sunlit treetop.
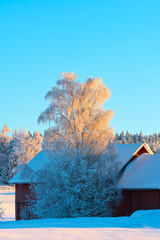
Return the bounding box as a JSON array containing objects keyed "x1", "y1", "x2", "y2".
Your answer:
[{"x1": 38, "y1": 72, "x2": 114, "y2": 154}]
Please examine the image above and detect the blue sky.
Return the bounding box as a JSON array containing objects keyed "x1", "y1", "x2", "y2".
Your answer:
[{"x1": 0, "y1": 0, "x2": 160, "y2": 135}]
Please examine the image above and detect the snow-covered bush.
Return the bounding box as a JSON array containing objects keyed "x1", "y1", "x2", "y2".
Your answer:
[
  {"x1": 28, "y1": 143, "x2": 120, "y2": 218},
  {"x1": 0, "y1": 202, "x2": 4, "y2": 221}
]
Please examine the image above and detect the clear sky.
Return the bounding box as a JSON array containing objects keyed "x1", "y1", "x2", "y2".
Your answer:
[{"x1": 0, "y1": 0, "x2": 160, "y2": 135}]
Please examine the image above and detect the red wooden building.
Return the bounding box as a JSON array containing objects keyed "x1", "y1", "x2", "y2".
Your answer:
[
  {"x1": 114, "y1": 153, "x2": 160, "y2": 216},
  {"x1": 9, "y1": 143, "x2": 159, "y2": 220},
  {"x1": 9, "y1": 151, "x2": 51, "y2": 220}
]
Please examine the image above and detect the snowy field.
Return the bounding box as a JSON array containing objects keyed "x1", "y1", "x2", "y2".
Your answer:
[
  {"x1": 0, "y1": 185, "x2": 160, "y2": 239},
  {"x1": 0, "y1": 184, "x2": 15, "y2": 221}
]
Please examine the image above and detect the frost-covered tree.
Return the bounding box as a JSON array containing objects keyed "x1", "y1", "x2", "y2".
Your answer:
[
  {"x1": 156, "y1": 145, "x2": 160, "y2": 153},
  {"x1": 0, "y1": 125, "x2": 11, "y2": 179},
  {"x1": 28, "y1": 141, "x2": 120, "y2": 219},
  {"x1": 2, "y1": 129, "x2": 19, "y2": 182},
  {"x1": 2, "y1": 129, "x2": 31, "y2": 182},
  {"x1": 32, "y1": 131, "x2": 43, "y2": 155},
  {"x1": 125, "y1": 131, "x2": 133, "y2": 143},
  {"x1": 14, "y1": 129, "x2": 34, "y2": 165},
  {"x1": 38, "y1": 72, "x2": 114, "y2": 155},
  {"x1": 27, "y1": 72, "x2": 120, "y2": 219},
  {"x1": 114, "y1": 131, "x2": 160, "y2": 153},
  {"x1": 2, "y1": 129, "x2": 43, "y2": 182}
]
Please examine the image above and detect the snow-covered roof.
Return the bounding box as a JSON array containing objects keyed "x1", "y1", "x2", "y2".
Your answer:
[
  {"x1": 9, "y1": 151, "x2": 51, "y2": 184},
  {"x1": 115, "y1": 143, "x2": 153, "y2": 169},
  {"x1": 9, "y1": 143, "x2": 153, "y2": 184},
  {"x1": 118, "y1": 153, "x2": 160, "y2": 189}
]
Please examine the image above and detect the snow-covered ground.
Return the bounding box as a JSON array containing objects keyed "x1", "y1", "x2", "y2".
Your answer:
[
  {"x1": 0, "y1": 228, "x2": 160, "y2": 240},
  {"x1": 0, "y1": 184, "x2": 160, "y2": 239},
  {"x1": 0, "y1": 184, "x2": 15, "y2": 221}
]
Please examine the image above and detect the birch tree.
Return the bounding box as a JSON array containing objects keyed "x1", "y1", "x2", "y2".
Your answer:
[
  {"x1": 27, "y1": 72, "x2": 120, "y2": 219},
  {"x1": 38, "y1": 72, "x2": 114, "y2": 155}
]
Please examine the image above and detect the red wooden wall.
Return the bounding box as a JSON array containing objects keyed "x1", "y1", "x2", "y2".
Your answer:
[
  {"x1": 16, "y1": 185, "x2": 160, "y2": 220},
  {"x1": 114, "y1": 189, "x2": 160, "y2": 216},
  {"x1": 15, "y1": 184, "x2": 31, "y2": 220}
]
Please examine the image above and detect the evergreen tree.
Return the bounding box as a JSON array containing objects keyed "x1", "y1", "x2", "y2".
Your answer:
[
  {"x1": 114, "y1": 131, "x2": 160, "y2": 153},
  {"x1": 0, "y1": 125, "x2": 11, "y2": 180},
  {"x1": 2, "y1": 128, "x2": 43, "y2": 182}
]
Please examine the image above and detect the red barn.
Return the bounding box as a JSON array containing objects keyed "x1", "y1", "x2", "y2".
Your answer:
[
  {"x1": 9, "y1": 143, "x2": 155, "y2": 220},
  {"x1": 114, "y1": 153, "x2": 160, "y2": 216},
  {"x1": 9, "y1": 151, "x2": 51, "y2": 220}
]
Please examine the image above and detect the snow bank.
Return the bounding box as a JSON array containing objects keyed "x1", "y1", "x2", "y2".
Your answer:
[
  {"x1": 0, "y1": 209, "x2": 160, "y2": 229},
  {"x1": 0, "y1": 212, "x2": 160, "y2": 239}
]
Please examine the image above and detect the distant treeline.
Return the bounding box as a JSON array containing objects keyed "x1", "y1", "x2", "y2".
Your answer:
[
  {"x1": 1, "y1": 124, "x2": 160, "y2": 184},
  {"x1": 114, "y1": 131, "x2": 160, "y2": 153}
]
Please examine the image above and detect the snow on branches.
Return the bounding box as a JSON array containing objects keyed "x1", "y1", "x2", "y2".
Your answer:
[
  {"x1": 28, "y1": 143, "x2": 120, "y2": 218},
  {"x1": 26, "y1": 72, "x2": 121, "y2": 219},
  {"x1": 0, "y1": 126, "x2": 43, "y2": 183},
  {"x1": 0, "y1": 202, "x2": 4, "y2": 221},
  {"x1": 38, "y1": 72, "x2": 114, "y2": 155}
]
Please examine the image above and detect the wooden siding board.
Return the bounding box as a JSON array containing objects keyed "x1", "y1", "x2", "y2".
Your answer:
[
  {"x1": 131, "y1": 190, "x2": 140, "y2": 213},
  {"x1": 15, "y1": 185, "x2": 160, "y2": 220},
  {"x1": 140, "y1": 190, "x2": 159, "y2": 210},
  {"x1": 16, "y1": 184, "x2": 31, "y2": 220},
  {"x1": 113, "y1": 190, "x2": 160, "y2": 217}
]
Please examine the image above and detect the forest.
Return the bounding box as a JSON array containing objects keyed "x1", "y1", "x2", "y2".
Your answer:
[{"x1": 1, "y1": 128, "x2": 160, "y2": 184}]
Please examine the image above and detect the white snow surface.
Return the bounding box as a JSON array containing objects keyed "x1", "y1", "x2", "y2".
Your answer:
[
  {"x1": 9, "y1": 151, "x2": 50, "y2": 184},
  {"x1": 0, "y1": 227, "x2": 160, "y2": 240},
  {"x1": 118, "y1": 153, "x2": 160, "y2": 189},
  {"x1": 116, "y1": 143, "x2": 144, "y2": 168},
  {"x1": 0, "y1": 211, "x2": 160, "y2": 239},
  {"x1": 1, "y1": 185, "x2": 160, "y2": 239},
  {"x1": 0, "y1": 184, "x2": 15, "y2": 221}
]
